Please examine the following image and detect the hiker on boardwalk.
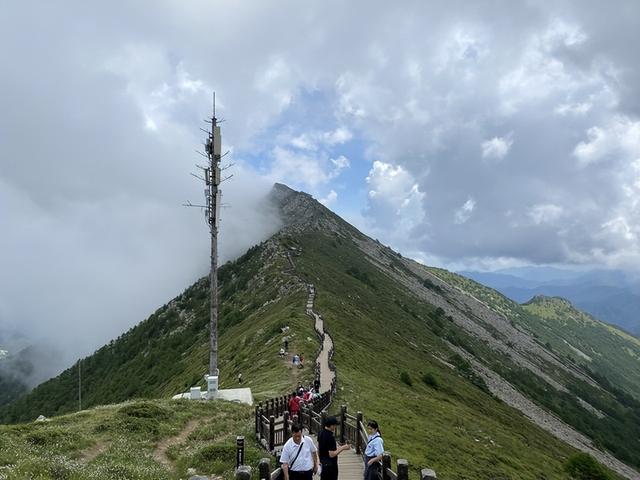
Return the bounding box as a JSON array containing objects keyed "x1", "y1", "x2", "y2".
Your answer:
[
  {"x1": 289, "y1": 391, "x2": 302, "y2": 418},
  {"x1": 281, "y1": 424, "x2": 318, "y2": 480},
  {"x1": 318, "y1": 416, "x2": 350, "y2": 480},
  {"x1": 363, "y1": 420, "x2": 384, "y2": 480}
]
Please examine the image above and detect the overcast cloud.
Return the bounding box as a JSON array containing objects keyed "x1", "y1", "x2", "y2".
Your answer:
[{"x1": 1, "y1": 1, "x2": 639, "y2": 377}]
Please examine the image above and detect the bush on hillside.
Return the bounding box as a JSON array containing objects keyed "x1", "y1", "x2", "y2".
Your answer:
[
  {"x1": 563, "y1": 452, "x2": 611, "y2": 480},
  {"x1": 400, "y1": 371, "x2": 413, "y2": 387},
  {"x1": 421, "y1": 372, "x2": 439, "y2": 390}
]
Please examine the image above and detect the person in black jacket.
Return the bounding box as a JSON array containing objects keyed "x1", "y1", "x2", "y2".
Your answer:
[{"x1": 317, "y1": 416, "x2": 350, "y2": 480}]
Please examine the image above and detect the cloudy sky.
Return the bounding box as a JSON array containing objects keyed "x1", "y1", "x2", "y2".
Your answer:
[{"x1": 1, "y1": 1, "x2": 639, "y2": 372}]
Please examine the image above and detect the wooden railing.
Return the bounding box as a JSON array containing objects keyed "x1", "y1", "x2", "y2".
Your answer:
[
  {"x1": 251, "y1": 401, "x2": 438, "y2": 478},
  {"x1": 254, "y1": 384, "x2": 335, "y2": 453},
  {"x1": 234, "y1": 455, "x2": 438, "y2": 480}
]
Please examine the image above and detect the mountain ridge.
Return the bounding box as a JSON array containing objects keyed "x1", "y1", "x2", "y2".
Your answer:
[{"x1": 2, "y1": 183, "x2": 640, "y2": 479}]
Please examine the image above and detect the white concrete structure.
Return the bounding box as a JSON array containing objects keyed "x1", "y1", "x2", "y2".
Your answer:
[{"x1": 173, "y1": 387, "x2": 253, "y2": 406}]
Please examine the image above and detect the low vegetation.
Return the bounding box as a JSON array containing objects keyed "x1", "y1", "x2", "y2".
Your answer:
[{"x1": 0, "y1": 399, "x2": 262, "y2": 480}]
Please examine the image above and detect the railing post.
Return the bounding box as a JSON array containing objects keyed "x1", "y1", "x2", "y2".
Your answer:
[
  {"x1": 321, "y1": 410, "x2": 327, "y2": 432},
  {"x1": 421, "y1": 468, "x2": 438, "y2": 480},
  {"x1": 269, "y1": 399, "x2": 275, "y2": 417},
  {"x1": 300, "y1": 404, "x2": 307, "y2": 430},
  {"x1": 283, "y1": 411, "x2": 290, "y2": 441},
  {"x1": 236, "y1": 465, "x2": 251, "y2": 480},
  {"x1": 258, "y1": 407, "x2": 264, "y2": 440},
  {"x1": 255, "y1": 406, "x2": 260, "y2": 436},
  {"x1": 356, "y1": 411, "x2": 363, "y2": 454},
  {"x1": 397, "y1": 459, "x2": 409, "y2": 480},
  {"x1": 236, "y1": 436, "x2": 245, "y2": 468},
  {"x1": 340, "y1": 405, "x2": 347, "y2": 444},
  {"x1": 382, "y1": 453, "x2": 391, "y2": 480},
  {"x1": 269, "y1": 415, "x2": 275, "y2": 452},
  {"x1": 259, "y1": 458, "x2": 271, "y2": 480}
]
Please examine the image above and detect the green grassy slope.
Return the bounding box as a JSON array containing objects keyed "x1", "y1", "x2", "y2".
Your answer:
[
  {"x1": 427, "y1": 269, "x2": 640, "y2": 399},
  {"x1": 0, "y1": 398, "x2": 261, "y2": 480},
  {"x1": 289, "y1": 231, "x2": 622, "y2": 480},
  {"x1": 421, "y1": 268, "x2": 640, "y2": 468},
  {"x1": 522, "y1": 296, "x2": 640, "y2": 400}
]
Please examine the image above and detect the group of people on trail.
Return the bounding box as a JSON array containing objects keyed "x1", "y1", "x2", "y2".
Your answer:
[
  {"x1": 280, "y1": 416, "x2": 384, "y2": 480},
  {"x1": 288, "y1": 383, "x2": 322, "y2": 418}
]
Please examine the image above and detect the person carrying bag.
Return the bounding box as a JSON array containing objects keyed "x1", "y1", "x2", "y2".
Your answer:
[{"x1": 281, "y1": 424, "x2": 318, "y2": 480}]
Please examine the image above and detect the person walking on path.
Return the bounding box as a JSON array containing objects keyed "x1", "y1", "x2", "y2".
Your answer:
[
  {"x1": 281, "y1": 424, "x2": 318, "y2": 480},
  {"x1": 288, "y1": 391, "x2": 302, "y2": 419},
  {"x1": 363, "y1": 420, "x2": 384, "y2": 480},
  {"x1": 317, "y1": 416, "x2": 350, "y2": 480}
]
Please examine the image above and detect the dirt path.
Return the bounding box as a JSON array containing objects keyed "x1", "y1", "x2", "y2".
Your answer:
[
  {"x1": 153, "y1": 419, "x2": 199, "y2": 468},
  {"x1": 79, "y1": 440, "x2": 110, "y2": 463}
]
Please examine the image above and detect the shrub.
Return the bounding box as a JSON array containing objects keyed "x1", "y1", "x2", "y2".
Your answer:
[
  {"x1": 563, "y1": 452, "x2": 611, "y2": 480},
  {"x1": 421, "y1": 373, "x2": 439, "y2": 390},
  {"x1": 400, "y1": 372, "x2": 413, "y2": 387},
  {"x1": 117, "y1": 401, "x2": 169, "y2": 420}
]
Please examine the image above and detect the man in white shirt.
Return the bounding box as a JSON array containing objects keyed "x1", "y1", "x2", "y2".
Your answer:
[{"x1": 281, "y1": 424, "x2": 318, "y2": 480}]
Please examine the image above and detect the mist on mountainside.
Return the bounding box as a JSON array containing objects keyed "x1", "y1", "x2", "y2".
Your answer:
[{"x1": 0, "y1": 172, "x2": 281, "y2": 399}]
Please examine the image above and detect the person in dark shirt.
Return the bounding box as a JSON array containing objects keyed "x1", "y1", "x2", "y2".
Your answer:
[{"x1": 317, "y1": 416, "x2": 350, "y2": 480}]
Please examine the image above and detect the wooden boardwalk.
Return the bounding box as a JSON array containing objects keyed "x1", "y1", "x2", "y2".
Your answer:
[
  {"x1": 337, "y1": 448, "x2": 365, "y2": 480},
  {"x1": 309, "y1": 434, "x2": 364, "y2": 480}
]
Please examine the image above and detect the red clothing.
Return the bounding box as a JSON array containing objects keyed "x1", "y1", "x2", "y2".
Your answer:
[
  {"x1": 289, "y1": 395, "x2": 301, "y2": 416},
  {"x1": 303, "y1": 391, "x2": 312, "y2": 402}
]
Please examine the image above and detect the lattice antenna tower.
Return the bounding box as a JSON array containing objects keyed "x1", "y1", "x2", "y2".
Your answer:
[{"x1": 185, "y1": 93, "x2": 232, "y2": 398}]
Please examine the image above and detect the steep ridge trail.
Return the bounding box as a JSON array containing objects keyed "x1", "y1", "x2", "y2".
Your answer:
[
  {"x1": 286, "y1": 250, "x2": 363, "y2": 480},
  {"x1": 285, "y1": 251, "x2": 335, "y2": 394},
  {"x1": 305, "y1": 283, "x2": 335, "y2": 393}
]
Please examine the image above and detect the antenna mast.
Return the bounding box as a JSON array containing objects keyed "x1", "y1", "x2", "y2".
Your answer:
[
  {"x1": 204, "y1": 92, "x2": 222, "y2": 398},
  {"x1": 184, "y1": 93, "x2": 231, "y2": 399}
]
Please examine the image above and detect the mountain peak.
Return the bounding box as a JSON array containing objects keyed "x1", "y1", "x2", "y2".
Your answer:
[
  {"x1": 268, "y1": 183, "x2": 359, "y2": 238},
  {"x1": 526, "y1": 295, "x2": 573, "y2": 308}
]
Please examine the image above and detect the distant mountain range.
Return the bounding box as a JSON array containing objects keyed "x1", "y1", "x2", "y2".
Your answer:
[{"x1": 459, "y1": 267, "x2": 640, "y2": 335}]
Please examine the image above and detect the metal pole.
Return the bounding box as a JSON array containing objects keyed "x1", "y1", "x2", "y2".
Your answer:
[
  {"x1": 206, "y1": 93, "x2": 222, "y2": 396},
  {"x1": 78, "y1": 359, "x2": 82, "y2": 411}
]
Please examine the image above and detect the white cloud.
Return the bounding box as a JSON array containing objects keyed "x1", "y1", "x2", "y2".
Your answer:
[
  {"x1": 555, "y1": 102, "x2": 592, "y2": 116},
  {"x1": 574, "y1": 116, "x2": 640, "y2": 166},
  {"x1": 528, "y1": 204, "x2": 565, "y2": 225},
  {"x1": 319, "y1": 189, "x2": 338, "y2": 207},
  {"x1": 454, "y1": 198, "x2": 476, "y2": 224},
  {"x1": 283, "y1": 127, "x2": 353, "y2": 151},
  {"x1": 330, "y1": 155, "x2": 350, "y2": 177},
  {"x1": 366, "y1": 161, "x2": 426, "y2": 238},
  {"x1": 324, "y1": 127, "x2": 353, "y2": 145},
  {"x1": 481, "y1": 135, "x2": 513, "y2": 160},
  {"x1": 269, "y1": 148, "x2": 350, "y2": 188}
]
